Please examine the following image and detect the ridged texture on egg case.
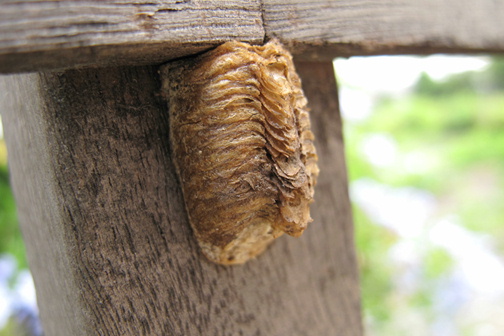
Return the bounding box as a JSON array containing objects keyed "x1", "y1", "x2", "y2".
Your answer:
[{"x1": 161, "y1": 39, "x2": 319, "y2": 264}]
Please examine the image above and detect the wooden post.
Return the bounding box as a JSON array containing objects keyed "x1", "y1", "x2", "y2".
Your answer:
[{"x1": 1, "y1": 60, "x2": 362, "y2": 335}]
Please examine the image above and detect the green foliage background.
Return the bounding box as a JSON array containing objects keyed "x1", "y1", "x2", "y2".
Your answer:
[
  {"x1": 345, "y1": 57, "x2": 504, "y2": 334},
  {"x1": 0, "y1": 139, "x2": 24, "y2": 268}
]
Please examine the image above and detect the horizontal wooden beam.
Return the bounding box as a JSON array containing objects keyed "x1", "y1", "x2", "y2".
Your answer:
[
  {"x1": 264, "y1": 0, "x2": 504, "y2": 59},
  {"x1": 1, "y1": 0, "x2": 504, "y2": 73},
  {"x1": 0, "y1": 0, "x2": 265, "y2": 73}
]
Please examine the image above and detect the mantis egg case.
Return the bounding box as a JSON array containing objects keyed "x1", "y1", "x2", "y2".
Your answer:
[{"x1": 161, "y1": 39, "x2": 319, "y2": 265}]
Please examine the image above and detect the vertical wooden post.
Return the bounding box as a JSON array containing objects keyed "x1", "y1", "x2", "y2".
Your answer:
[
  {"x1": 295, "y1": 61, "x2": 363, "y2": 335},
  {"x1": 1, "y1": 61, "x2": 362, "y2": 335}
]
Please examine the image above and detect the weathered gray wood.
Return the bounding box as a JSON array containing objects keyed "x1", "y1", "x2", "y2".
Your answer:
[
  {"x1": 0, "y1": 0, "x2": 264, "y2": 73},
  {"x1": 264, "y1": 0, "x2": 504, "y2": 59},
  {"x1": 2, "y1": 0, "x2": 504, "y2": 73},
  {"x1": 0, "y1": 73, "x2": 90, "y2": 335},
  {"x1": 1, "y1": 60, "x2": 362, "y2": 335}
]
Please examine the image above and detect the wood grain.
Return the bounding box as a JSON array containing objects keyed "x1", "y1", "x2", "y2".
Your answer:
[
  {"x1": 1, "y1": 61, "x2": 362, "y2": 335},
  {"x1": 263, "y1": 0, "x2": 504, "y2": 59},
  {"x1": 1, "y1": 0, "x2": 504, "y2": 73},
  {"x1": 0, "y1": 0, "x2": 264, "y2": 73}
]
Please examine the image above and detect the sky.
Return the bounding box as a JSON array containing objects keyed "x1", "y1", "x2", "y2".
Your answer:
[
  {"x1": 334, "y1": 54, "x2": 490, "y2": 94},
  {"x1": 334, "y1": 55, "x2": 490, "y2": 123}
]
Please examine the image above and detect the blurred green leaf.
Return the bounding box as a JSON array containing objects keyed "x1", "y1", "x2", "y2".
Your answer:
[{"x1": 0, "y1": 140, "x2": 25, "y2": 269}]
